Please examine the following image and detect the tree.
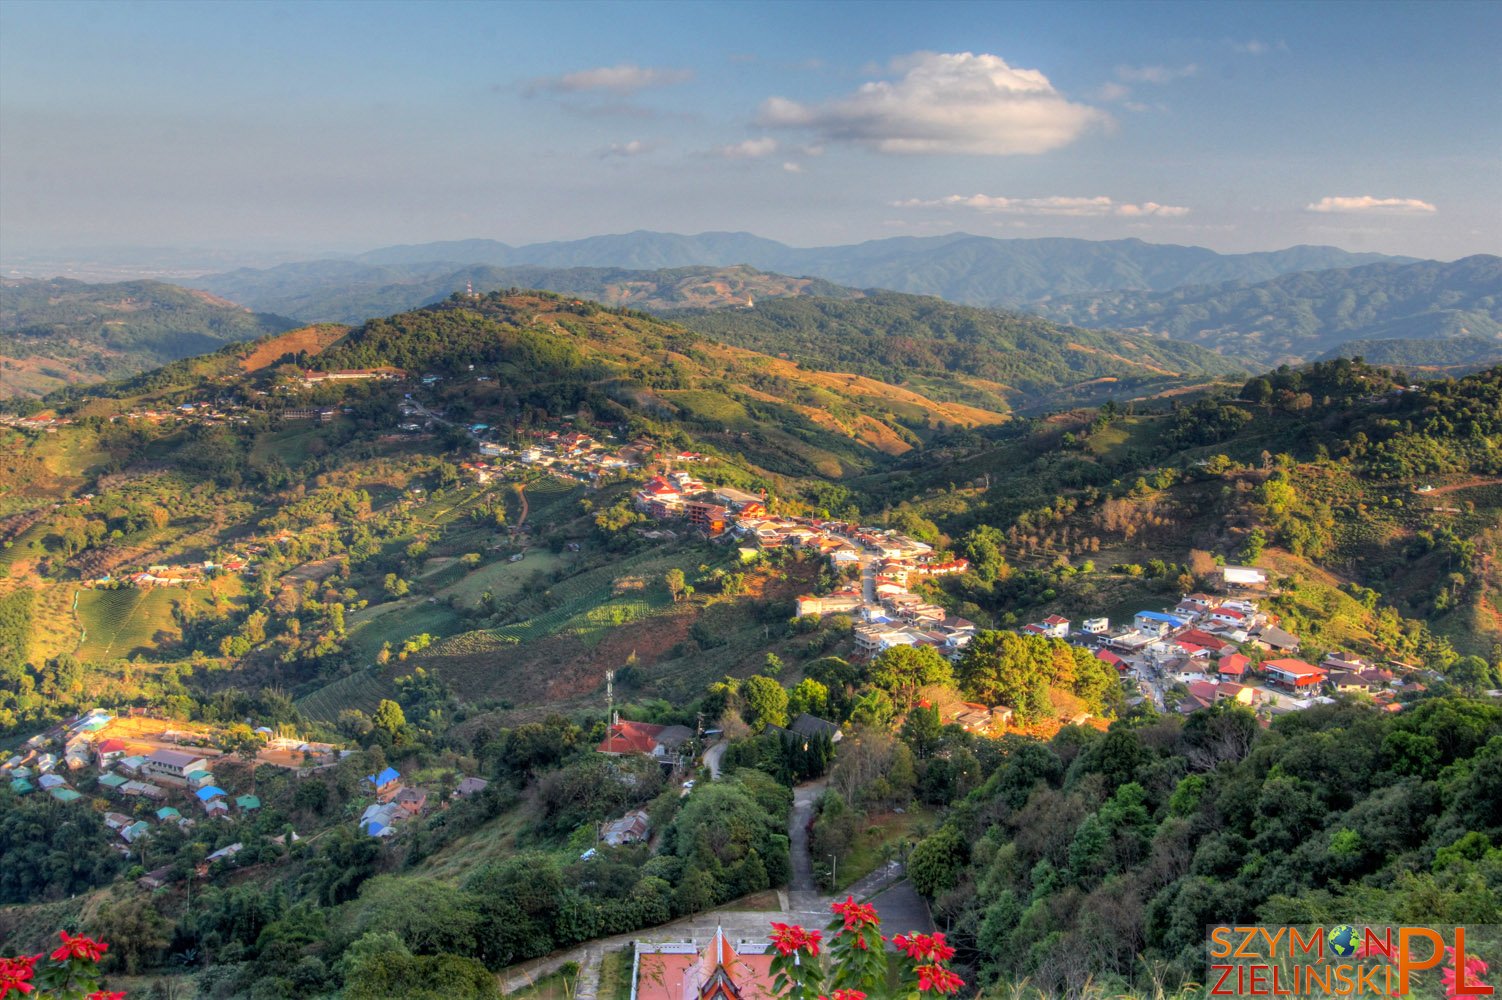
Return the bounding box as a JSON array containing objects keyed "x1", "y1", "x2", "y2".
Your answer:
[
  {"x1": 373, "y1": 699, "x2": 407, "y2": 743},
  {"x1": 909, "y1": 825, "x2": 969, "y2": 897},
  {"x1": 742, "y1": 676, "x2": 790, "y2": 731},
  {"x1": 868, "y1": 645, "x2": 952, "y2": 711},
  {"x1": 90, "y1": 896, "x2": 171, "y2": 974},
  {"x1": 787, "y1": 678, "x2": 830, "y2": 719},
  {"x1": 665, "y1": 568, "x2": 686, "y2": 602},
  {"x1": 956, "y1": 631, "x2": 1051, "y2": 722}
]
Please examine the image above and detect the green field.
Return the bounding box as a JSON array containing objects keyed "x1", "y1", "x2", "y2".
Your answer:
[
  {"x1": 75, "y1": 587, "x2": 195, "y2": 661},
  {"x1": 436, "y1": 549, "x2": 566, "y2": 608},
  {"x1": 345, "y1": 597, "x2": 465, "y2": 662}
]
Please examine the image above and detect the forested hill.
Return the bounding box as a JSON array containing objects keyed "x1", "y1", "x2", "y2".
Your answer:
[
  {"x1": 309, "y1": 290, "x2": 1011, "y2": 479},
  {"x1": 1032, "y1": 254, "x2": 1502, "y2": 368},
  {"x1": 672, "y1": 292, "x2": 1247, "y2": 411},
  {"x1": 191, "y1": 263, "x2": 861, "y2": 326},
  {"x1": 0, "y1": 277, "x2": 297, "y2": 397}
]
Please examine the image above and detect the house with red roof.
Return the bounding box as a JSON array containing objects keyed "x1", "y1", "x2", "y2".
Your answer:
[
  {"x1": 1210, "y1": 607, "x2": 1250, "y2": 628},
  {"x1": 1217, "y1": 653, "x2": 1251, "y2": 679},
  {"x1": 1261, "y1": 658, "x2": 1328, "y2": 689},
  {"x1": 597, "y1": 720, "x2": 665, "y2": 756},
  {"x1": 1095, "y1": 648, "x2": 1127, "y2": 672}
]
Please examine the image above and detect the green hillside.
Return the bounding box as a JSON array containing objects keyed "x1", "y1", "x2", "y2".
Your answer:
[
  {"x1": 1033, "y1": 254, "x2": 1502, "y2": 366},
  {"x1": 0, "y1": 283, "x2": 1498, "y2": 1000},
  {"x1": 673, "y1": 291, "x2": 1247, "y2": 411},
  {"x1": 0, "y1": 277, "x2": 298, "y2": 397}
]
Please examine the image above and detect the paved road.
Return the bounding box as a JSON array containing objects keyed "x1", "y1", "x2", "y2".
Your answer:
[
  {"x1": 497, "y1": 776, "x2": 930, "y2": 996},
  {"x1": 788, "y1": 780, "x2": 825, "y2": 896},
  {"x1": 703, "y1": 742, "x2": 726, "y2": 780}
]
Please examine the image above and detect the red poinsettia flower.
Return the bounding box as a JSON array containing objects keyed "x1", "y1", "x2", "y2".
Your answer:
[
  {"x1": 770, "y1": 923, "x2": 805, "y2": 956},
  {"x1": 895, "y1": 932, "x2": 957, "y2": 963},
  {"x1": 1441, "y1": 946, "x2": 1492, "y2": 998},
  {"x1": 770, "y1": 923, "x2": 822, "y2": 958},
  {"x1": 829, "y1": 990, "x2": 867, "y2": 1000},
  {"x1": 915, "y1": 963, "x2": 966, "y2": 995},
  {"x1": 0, "y1": 954, "x2": 39, "y2": 998},
  {"x1": 50, "y1": 931, "x2": 108, "y2": 963},
  {"x1": 86, "y1": 992, "x2": 127, "y2": 1000},
  {"x1": 830, "y1": 895, "x2": 879, "y2": 931}
]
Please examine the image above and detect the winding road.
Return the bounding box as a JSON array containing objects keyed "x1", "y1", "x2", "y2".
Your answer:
[{"x1": 498, "y1": 776, "x2": 929, "y2": 995}]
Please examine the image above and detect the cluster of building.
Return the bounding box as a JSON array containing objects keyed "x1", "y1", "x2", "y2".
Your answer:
[
  {"x1": 3, "y1": 710, "x2": 340, "y2": 855},
  {"x1": 1070, "y1": 585, "x2": 1420, "y2": 715},
  {"x1": 300, "y1": 367, "x2": 406, "y2": 386},
  {"x1": 87, "y1": 556, "x2": 249, "y2": 589},
  {"x1": 465, "y1": 430, "x2": 666, "y2": 486},
  {"x1": 0, "y1": 413, "x2": 72, "y2": 433},
  {"x1": 357, "y1": 767, "x2": 490, "y2": 838}
]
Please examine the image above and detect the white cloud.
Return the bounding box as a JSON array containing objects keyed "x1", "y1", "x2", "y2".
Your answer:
[
  {"x1": 782, "y1": 161, "x2": 803, "y2": 173},
  {"x1": 599, "y1": 139, "x2": 652, "y2": 159},
  {"x1": 894, "y1": 193, "x2": 1189, "y2": 217},
  {"x1": 714, "y1": 137, "x2": 779, "y2": 159},
  {"x1": 530, "y1": 63, "x2": 693, "y2": 95},
  {"x1": 1305, "y1": 195, "x2": 1437, "y2": 215},
  {"x1": 1116, "y1": 63, "x2": 1198, "y2": 84},
  {"x1": 756, "y1": 51, "x2": 1106, "y2": 156},
  {"x1": 1232, "y1": 39, "x2": 1290, "y2": 56},
  {"x1": 1095, "y1": 82, "x2": 1131, "y2": 103}
]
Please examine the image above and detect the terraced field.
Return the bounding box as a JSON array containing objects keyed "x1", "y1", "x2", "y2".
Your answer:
[
  {"x1": 75, "y1": 587, "x2": 187, "y2": 661},
  {"x1": 295, "y1": 668, "x2": 393, "y2": 721},
  {"x1": 345, "y1": 598, "x2": 464, "y2": 662}
]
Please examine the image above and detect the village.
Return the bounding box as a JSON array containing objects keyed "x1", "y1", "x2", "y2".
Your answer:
[{"x1": 623, "y1": 468, "x2": 1429, "y2": 729}]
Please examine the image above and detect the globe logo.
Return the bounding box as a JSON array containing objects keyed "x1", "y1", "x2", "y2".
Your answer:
[{"x1": 1328, "y1": 925, "x2": 1358, "y2": 959}]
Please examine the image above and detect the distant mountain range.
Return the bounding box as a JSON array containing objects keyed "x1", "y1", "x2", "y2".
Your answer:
[
  {"x1": 190, "y1": 231, "x2": 1410, "y2": 315},
  {"x1": 1032, "y1": 255, "x2": 1502, "y2": 367},
  {"x1": 0, "y1": 278, "x2": 296, "y2": 397},
  {"x1": 190, "y1": 263, "x2": 861, "y2": 327}
]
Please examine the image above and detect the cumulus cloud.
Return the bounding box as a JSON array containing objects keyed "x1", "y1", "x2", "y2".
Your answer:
[
  {"x1": 894, "y1": 194, "x2": 1189, "y2": 217},
  {"x1": 714, "y1": 137, "x2": 779, "y2": 159},
  {"x1": 1116, "y1": 63, "x2": 1198, "y2": 84},
  {"x1": 599, "y1": 139, "x2": 652, "y2": 159},
  {"x1": 1305, "y1": 195, "x2": 1437, "y2": 215},
  {"x1": 756, "y1": 51, "x2": 1107, "y2": 156},
  {"x1": 529, "y1": 63, "x2": 693, "y2": 95}
]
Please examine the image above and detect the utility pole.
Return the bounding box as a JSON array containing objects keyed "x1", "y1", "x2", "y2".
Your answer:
[{"x1": 605, "y1": 669, "x2": 615, "y2": 727}]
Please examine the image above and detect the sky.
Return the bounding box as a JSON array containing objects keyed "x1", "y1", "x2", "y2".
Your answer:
[{"x1": 1, "y1": 0, "x2": 1499, "y2": 263}]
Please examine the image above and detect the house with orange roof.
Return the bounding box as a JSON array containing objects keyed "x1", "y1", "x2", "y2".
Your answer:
[{"x1": 633, "y1": 927, "x2": 777, "y2": 1000}]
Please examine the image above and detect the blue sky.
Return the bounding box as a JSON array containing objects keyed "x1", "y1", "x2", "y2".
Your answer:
[{"x1": 1, "y1": 0, "x2": 1498, "y2": 260}]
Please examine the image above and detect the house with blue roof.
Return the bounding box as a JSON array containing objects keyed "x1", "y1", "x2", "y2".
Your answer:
[
  {"x1": 195, "y1": 785, "x2": 228, "y2": 801},
  {"x1": 156, "y1": 806, "x2": 182, "y2": 822},
  {"x1": 1134, "y1": 611, "x2": 1186, "y2": 637},
  {"x1": 10, "y1": 777, "x2": 33, "y2": 794},
  {"x1": 366, "y1": 767, "x2": 402, "y2": 802}
]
